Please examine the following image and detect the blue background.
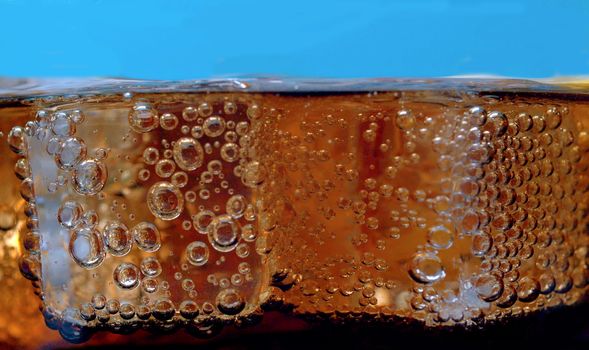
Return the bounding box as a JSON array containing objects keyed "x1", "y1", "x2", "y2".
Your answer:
[{"x1": 0, "y1": 0, "x2": 588, "y2": 79}]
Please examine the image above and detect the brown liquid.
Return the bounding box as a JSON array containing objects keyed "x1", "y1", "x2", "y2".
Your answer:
[{"x1": 0, "y1": 79, "x2": 588, "y2": 347}]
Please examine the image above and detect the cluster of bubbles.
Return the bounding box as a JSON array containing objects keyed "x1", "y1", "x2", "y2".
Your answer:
[
  {"x1": 124, "y1": 99, "x2": 265, "y2": 323},
  {"x1": 403, "y1": 105, "x2": 589, "y2": 325},
  {"x1": 59, "y1": 197, "x2": 161, "y2": 273},
  {"x1": 233, "y1": 94, "x2": 588, "y2": 328},
  {"x1": 8, "y1": 90, "x2": 589, "y2": 342}
]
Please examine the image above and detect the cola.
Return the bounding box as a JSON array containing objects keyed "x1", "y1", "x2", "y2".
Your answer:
[{"x1": 0, "y1": 78, "x2": 588, "y2": 348}]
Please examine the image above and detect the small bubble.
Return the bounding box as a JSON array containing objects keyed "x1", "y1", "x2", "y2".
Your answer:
[
  {"x1": 223, "y1": 101, "x2": 237, "y2": 114},
  {"x1": 216, "y1": 288, "x2": 245, "y2": 315},
  {"x1": 140, "y1": 256, "x2": 162, "y2": 277},
  {"x1": 147, "y1": 182, "x2": 184, "y2": 220},
  {"x1": 138, "y1": 171, "x2": 152, "y2": 185},
  {"x1": 171, "y1": 171, "x2": 188, "y2": 188},
  {"x1": 180, "y1": 300, "x2": 200, "y2": 319},
  {"x1": 427, "y1": 225, "x2": 453, "y2": 249},
  {"x1": 141, "y1": 278, "x2": 158, "y2": 293},
  {"x1": 235, "y1": 121, "x2": 249, "y2": 135},
  {"x1": 198, "y1": 102, "x2": 213, "y2": 117},
  {"x1": 472, "y1": 233, "x2": 492, "y2": 256},
  {"x1": 113, "y1": 263, "x2": 140, "y2": 289},
  {"x1": 468, "y1": 106, "x2": 486, "y2": 126},
  {"x1": 517, "y1": 277, "x2": 540, "y2": 302},
  {"x1": 191, "y1": 125, "x2": 204, "y2": 139},
  {"x1": 56, "y1": 137, "x2": 86, "y2": 169},
  {"x1": 155, "y1": 159, "x2": 176, "y2": 178},
  {"x1": 103, "y1": 221, "x2": 132, "y2": 256},
  {"x1": 193, "y1": 210, "x2": 215, "y2": 234},
  {"x1": 236, "y1": 243, "x2": 250, "y2": 258},
  {"x1": 484, "y1": 111, "x2": 508, "y2": 137},
  {"x1": 241, "y1": 224, "x2": 257, "y2": 242},
  {"x1": 69, "y1": 227, "x2": 105, "y2": 269},
  {"x1": 475, "y1": 274, "x2": 503, "y2": 301},
  {"x1": 132, "y1": 222, "x2": 161, "y2": 252},
  {"x1": 8, "y1": 126, "x2": 26, "y2": 154},
  {"x1": 532, "y1": 115, "x2": 546, "y2": 133},
  {"x1": 203, "y1": 116, "x2": 226, "y2": 138},
  {"x1": 207, "y1": 159, "x2": 223, "y2": 174},
  {"x1": 186, "y1": 241, "x2": 209, "y2": 266},
  {"x1": 182, "y1": 106, "x2": 199, "y2": 121},
  {"x1": 119, "y1": 303, "x2": 136, "y2": 320},
  {"x1": 160, "y1": 113, "x2": 179, "y2": 130},
  {"x1": 92, "y1": 294, "x2": 106, "y2": 309},
  {"x1": 242, "y1": 161, "x2": 266, "y2": 188},
  {"x1": 220, "y1": 143, "x2": 240, "y2": 162},
  {"x1": 433, "y1": 195, "x2": 451, "y2": 214},
  {"x1": 409, "y1": 253, "x2": 445, "y2": 284},
  {"x1": 226, "y1": 195, "x2": 246, "y2": 218},
  {"x1": 128, "y1": 104, "x2": 158, "y2": 133},
  {"x1": 72, "y1": 159, "x2": 107, "y2": 196},
  {"x1": 52, "y1": 112, "x2": 75, "y2": 136},
  {"x1": 173, "y1": 137, "x2": 204, "y2": 171},
  {"x1": 152, "y1": 299, "x2": 175, "y2": 320},
  {"x1": 58, "y1": 201, "x2": 83, "y2": 228},
  {"x1": 396, "y1": 110, "x2": 415, "y2": 130},
  {"x1": 143, "y1": 147, "x2": 160, "y2": 165},
  {"x1": 208, "y1": 214, "x2": 240, "y2": 252}
]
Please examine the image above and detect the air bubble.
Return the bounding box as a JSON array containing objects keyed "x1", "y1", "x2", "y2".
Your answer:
[
  {"x1": 517, "y1": 277, "x2": 540, "y2": 302},
  {"x1": 216, "y1": 288, "x2": 245, "y2": 315},
  {"x1": 182, "y1": 106, "x2": 198, "y2": 121},
  {"x1": 142, "y1": 278, "x2": 158, "y2": 293},
  {"x1": 8, "y1": 126, "x2": 26, "y2": 154},
  {"x1": 140, "y1": 256, "x2": 162, "y2": 277},
  {"x1": 198, "y1": 102, "x2": 213, "y2": 117},
  {"x1": 241, "y1": 224, "x2": 257, "y2": 242},
  {"x1": 58, "y1": 201, "x2": 83, "y2": 228},
  {"x1": 155, "y1": 159, "x2": 176, "y2": 178},
  {"x1": 409, "y1": 253, "x2": 445, "y2": 284},
  {"x1": 472, "y1": 233, "x2": 492, "y2": 256},
  {"x1": 113, "y1": 263, "x2": 140, "y2": 289},
  {"x1": 186, "y1": 241, "x2": 209, "y2": 266},
  {"x1": 56, "y1": 137, "x2": 86, "y2": 169},
  {"x1": 69, "y1": 227, "x2": 105, "y2": 269},
  {"x1": 427, "y1": 225, "x2": 453, "y2": 249},
  {"x1": 475, "y1": 274, "x2": 503, "y2": 301},
  {"x1": 180, "y1": 300, "x2": 200, "y2": 319},
  {"x1": 72, "y1": 159, "x2": 107, "y2": 195},
  {"x1": 103, "y1": 221, "x2": 132, "y2": 256},
  {"x1": 171, "y1": 171, "x2": 188, "y2": 187},
  {"x1": 203, "y1": 116, "x2": 226, "y2": 137},
  {"x1": 208, "y1": 214, "x2": 240, "y2": 252},
  {"x1": 147, "y1": 181, "x2": 184, "y2": 220},
  {"x1": 484, "y1": 111, "x2": 508, "y2": 137},
  {"x1": 396, "y1": 110, "x2": 415, "y2": 130},
  {"x1": 152, "y1": 299, "x2": 175, "y2": 320},
  {"x1": 160, "y1": 113, "x2": 179, "y2": 130},
  {"x1": 193, "y1": 210, "x2": 215, "y2": 234},
  {"x1": 143, "y1": 147, "x2": 160, "y2": 165},
  {"x1": 236, "y1": 243, "x2": 250, "y2": 258},
  {"x1": 226, "y1": 195, "x2": 246, "y2": 218},
  {"x1": 128, "y1": 104, "x2": 158, "y2": 133},
  {"x1": 242, "y1": 161, "x2": 266, "y2": 187},
  {"x1": 52, "y1": 112, "x2": 75, "y2": 136},
  {"x1": 173, "y1": 137, "x2": 204, "y2": 171},
  {"x1": 132, "y1": 222, "x2": 161, "y2": 252}
]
